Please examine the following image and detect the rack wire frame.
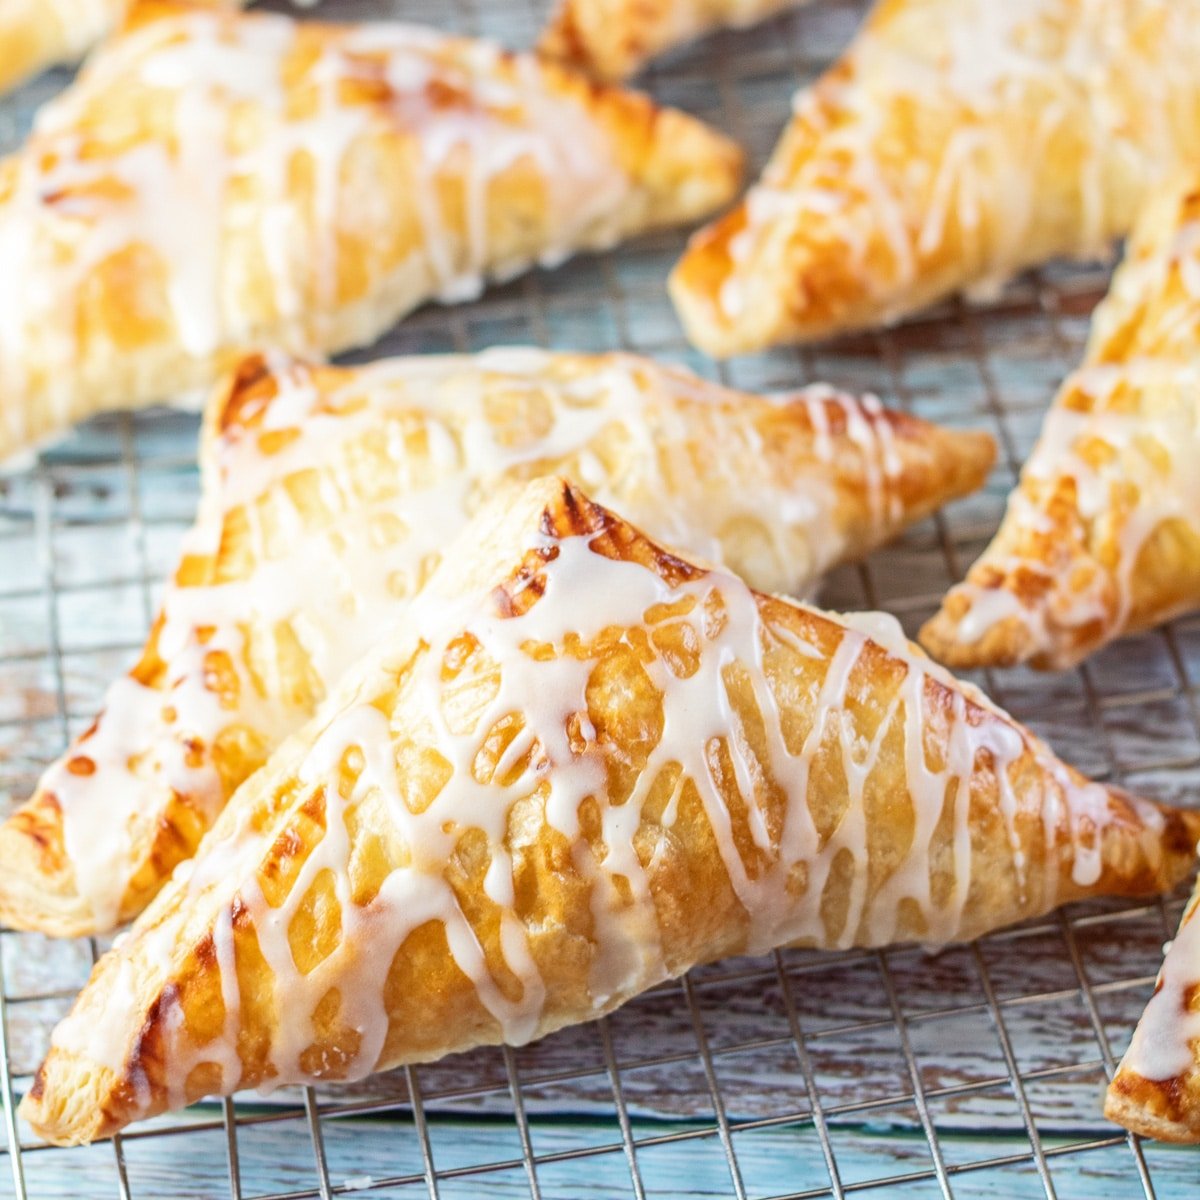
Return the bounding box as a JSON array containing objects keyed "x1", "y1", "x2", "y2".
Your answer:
[{"x1": 0, "y1": 0, "x2": 1196, "y2": 1196}]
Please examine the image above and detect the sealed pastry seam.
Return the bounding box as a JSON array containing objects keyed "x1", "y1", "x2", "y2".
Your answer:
[{"x1": 19, "y1": 477, "x2": 1200, "y2": 1146}]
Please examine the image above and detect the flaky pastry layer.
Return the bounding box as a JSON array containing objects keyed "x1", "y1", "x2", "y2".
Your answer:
[
  {"x1": 671, "y1": 0, "x2": 1200, "y2": 355},
  {"x1": 20, "y1": 477, "x2": 1200, "y2": 1145},
  {"x1": 0, "y1": 348, "x2": 995, "y2": 937},
  {"x1": 922, "y1": 173, "x2": 1200, "y2": 670},
  {"x1": 1106, "y1": 873, "x2": 1200, "y2": 1142},
  {"x1": 0, "y1": 2, "x2": 742, "y2": 459}
]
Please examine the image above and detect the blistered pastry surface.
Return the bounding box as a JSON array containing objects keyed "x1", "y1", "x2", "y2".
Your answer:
[
  {"x1": 0, "y1": 349, "x2": 993, "y2": 933},
  {"x1": 671, "y1": 0, "x2": 1200, "y2": 354},
  {"x1": 23, "y1": 479, "x2": 1196, "y2": 1145},
  {"x1": 0, "y1": 4, "x2": 740, "y2": 458},
  {"x1": 922, "y1": 176, "x2": 1200, "y2": 670}
]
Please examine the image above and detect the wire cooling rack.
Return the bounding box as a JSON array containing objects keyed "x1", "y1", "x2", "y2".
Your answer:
[{"x1": 1, "y1": 1, "x2": 1198, "y2": 1196}]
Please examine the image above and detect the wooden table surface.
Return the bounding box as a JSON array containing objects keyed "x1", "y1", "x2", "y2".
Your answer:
[{"x1": 0, "y1": 0, "x2": 1197, "y2": 1196}]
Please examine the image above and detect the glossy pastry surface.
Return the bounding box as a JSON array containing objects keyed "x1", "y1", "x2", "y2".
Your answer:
[
  {"x1": 20, "y1": 477, "x2": 1200, "y2": 1146},
  {"x1": 922, "y1": 173, "x2": 1200, "y2": 670},
  {"x1": 0, "y1": 348, "x2": 995, "y2": 937},
  {"x1": 671, "y1": 0, "x2": 1200, "y2": 356},
  {"x1": 0, "y1": 2, "x2": 742, "y2": 460}
]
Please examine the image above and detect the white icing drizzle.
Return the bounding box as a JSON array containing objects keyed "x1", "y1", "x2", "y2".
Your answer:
[
  {"x1": 943, "y1": 193, "x2": 1200, "y2": 660},
  {"x1": 47, "y1": 955, "x2": 139, "y2": 1074},
  {"x1": 715, "y1": 0, "x2": 1200, "y2": 327},
  {"x1": 72, "y1": 511, "x2": 1146, "y2": 1103},
  {"x1": 0, "y1": 10, "x2": 647, "y2": 452},
  {"x1": 35, "y1": 350, "x2": 926, "y2": 927},
  {"x1": 1123, "y1": 880, "x2": 1200, "y2": 1081},
  {"x1": 953, "y1": 585, "x2": 1026, "y2": 647}
]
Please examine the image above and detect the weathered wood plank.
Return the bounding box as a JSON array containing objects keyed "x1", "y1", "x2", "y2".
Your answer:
[
  {"x1": 5, "y1": 1113, "x2": 1198, "y2": 1199},
  {"x1": 1, "y1": 0, "x2": 1198, "y2": 1196}
]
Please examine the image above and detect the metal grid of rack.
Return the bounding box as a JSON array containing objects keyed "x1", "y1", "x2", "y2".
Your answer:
[{"x1": 0, "y1": 0, "x2": 1196, "y2": 1196}]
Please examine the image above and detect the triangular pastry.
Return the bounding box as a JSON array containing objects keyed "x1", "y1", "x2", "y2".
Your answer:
[
  {"x1": 921, "y1": 172, "x2": 1200, "y2": 671},
  {"x1": 20, "y1": 476, "x2": 1200, "y2": 1146},
  {"x1": 0, "y1": 349, "x2": 995, "y2": 938},
  {"x1": 0, "y1": 2, "x2": 742, "y2": 461},
  {"x1": 538, "y1": 0, "x2": 810, "y2": 83},
  {"x1": 669, "y1": 0, "x2": 1200, "y2": 357},
  {"x1": 1106, "y1": 873, "x2": 1200, "y2": 1142}
]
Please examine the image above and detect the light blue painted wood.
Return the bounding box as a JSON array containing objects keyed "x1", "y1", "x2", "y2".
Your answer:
[
  {"x1": 5, "y1": 1109, "x2": 1198, "y2": 1199},
  {"x1": 1, "y1": 2, "x2": 1198, "y2": 1198}
]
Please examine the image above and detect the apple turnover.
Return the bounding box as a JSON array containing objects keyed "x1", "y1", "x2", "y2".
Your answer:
[
  {"x1": 670, "y1": 0, "x2": 1200, "y2": 356},
  {"x1": 922, "y1": 173, "x2": 1200, "y2": 670},
  {"x1": 1106, "y1": 875, "x2": 1200, "y2": 1142},
  {"x1": 538, "y1": 0, "x2": 810, "y2": 83},
  {"x1": 20, "y1": 475, "x2": 1200, "y2": 1146},
  {"x1": 0, "y1": 2, "x2": 742, "y2": 461},
  {"x1": 0, "y1": 348, "x2": 995, "y2": 938}
]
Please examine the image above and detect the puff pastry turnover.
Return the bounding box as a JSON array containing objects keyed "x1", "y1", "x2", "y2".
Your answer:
[
  {"x1": 1106, "y1": 873, "x2": 1200, "y2": 1142},
  {"x1": 538, "y1": 0, "x2": 809, "y2": 83},
  {"x1": 922, "y1": 173, "x2": 1200, "y2": 671},
  {"x1": 670, "y1": 0, "x2": 1200, "y2": 356},
  {"x1": 0, "y1": 349, "x2": 995, "y2": 938},
  {"x1": 0, "y1": 2, "x2": 742, "y2": 461},
  {"x1": 21, "y1": 475, "x2": 1200, "y2": 1146}
]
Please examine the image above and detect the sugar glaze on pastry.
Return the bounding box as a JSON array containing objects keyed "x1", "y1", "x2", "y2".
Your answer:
[
  {"x1": 0, "y1": 3, "x2": 741, "y2": 459},
  {"x1": 0, "y1": 349, "x2": 995, "y2": 937},
  {"x1": 20, "y1": 477, "x2": 1200, "y2": 1146},
  {"x1": 1106, "y1": 875, "x2": 1200, "y2": 1142},
  {"x1": 670, "y1": 0, "x2": 1200, "y2": 355},
  {"x1": 922, "y1": 173, "x2": 1200, "y2": 670}
]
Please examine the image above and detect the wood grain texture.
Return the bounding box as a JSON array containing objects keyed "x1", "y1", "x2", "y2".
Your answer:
[{"x1": 0, "y1": 0, "x2": 1197, "y2": 1195}]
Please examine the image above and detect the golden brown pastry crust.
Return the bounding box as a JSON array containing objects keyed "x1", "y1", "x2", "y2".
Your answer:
[
  {"x1": 538, "y1": 0, "x2": 808, "y2": 82},
  {"x1": 0, "y1": 0, "x2": 241, "y2": 98},
  {"x1": 0, "y1": 1, "x2": 114, "y2": 96},
  {"x1": 1105, "y1": 875, "x2": 1200, "y2": 1142},
  {"x1": 670, "y1": 0, "x2": 1200, "y2": 356},
  {"x1": 0, "y1": 2, "x2": 741, "y2": 461},
  {"x1": 0, "y1": 349, "x2": 994, "y2": 938},
  {"x1": 0, "y1": 0, "x2": 122, "y2": 96},
  {"x1": 20, "y1": 477, "x2": 1200, "y2": 1146},
  {"x1": 921, "y1": 174, "x2": 1200, "y2": 671}
]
